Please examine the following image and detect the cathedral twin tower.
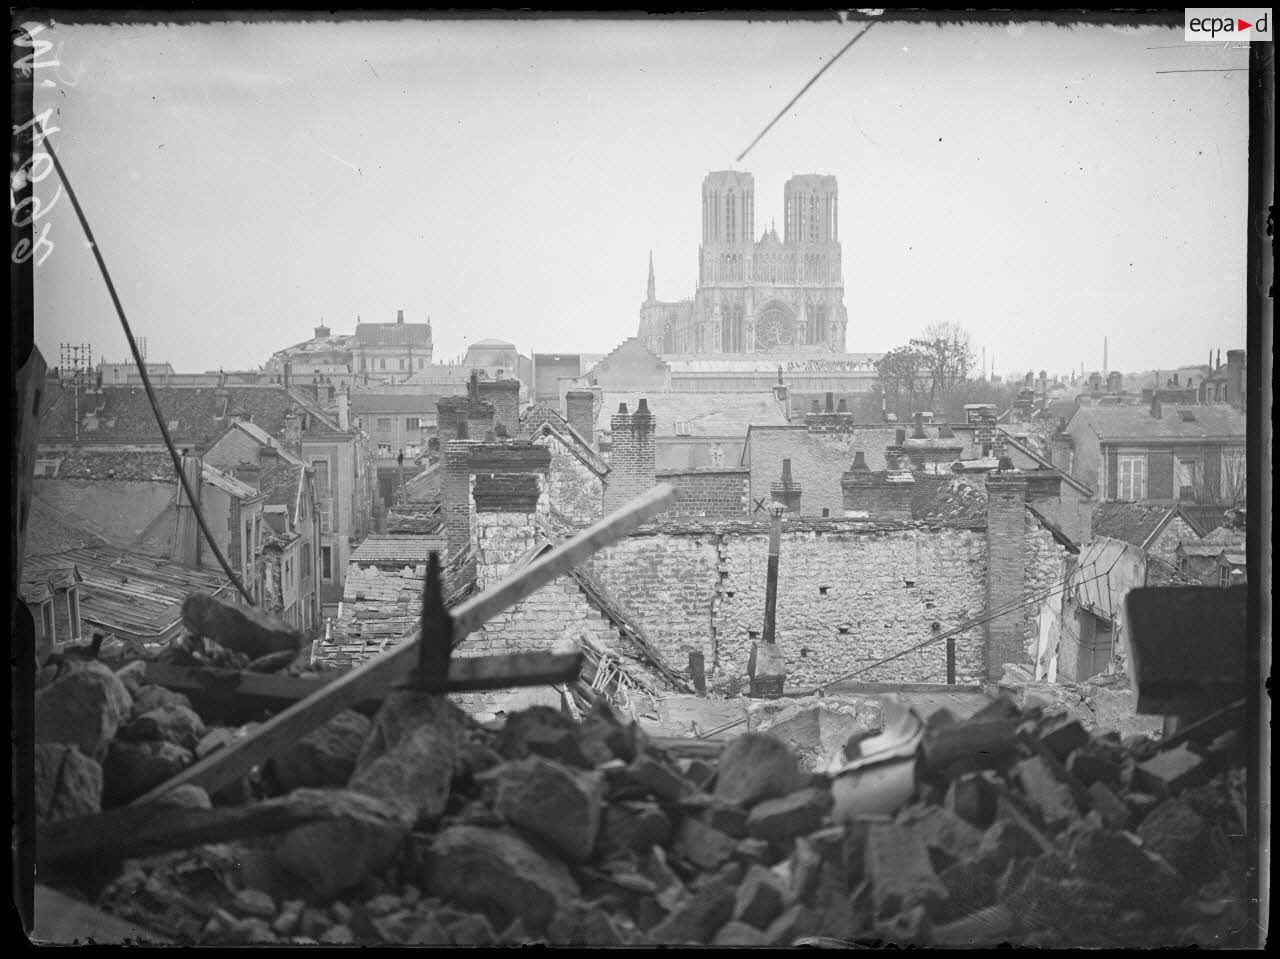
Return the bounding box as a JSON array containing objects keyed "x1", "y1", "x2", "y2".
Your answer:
[{"x1": 639, "y1": 171, "x2": 849, "y2": 357}]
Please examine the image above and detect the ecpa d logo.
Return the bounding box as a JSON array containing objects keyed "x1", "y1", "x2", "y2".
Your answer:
[{"x1": 1185, "y1": 8, "x2": 1272, "y2": 41}]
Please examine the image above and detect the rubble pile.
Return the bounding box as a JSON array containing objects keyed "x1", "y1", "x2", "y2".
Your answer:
[{"x1": 36, "y1": 662, "x2": 1251, "y2": 947}]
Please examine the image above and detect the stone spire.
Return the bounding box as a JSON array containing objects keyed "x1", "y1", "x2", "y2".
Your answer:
[{"x1": 646, "y1": 251, "x2": 656, "y2": 303}]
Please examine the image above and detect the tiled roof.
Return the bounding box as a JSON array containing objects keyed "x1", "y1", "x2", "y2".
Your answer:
[
  {"x1": 1069, "y1": 404, "x2": 1245, "y2": 441},
  {"x1": 597, "y1": 391, "x2": 789, "y2": 439},
  {"x1": 1177, "y1": 541, "x2": 1232, "y2": 558},
  {"x1": 22, "y1": 545, "x2": 231, "y2": 640},
  {"x1": 742, "y1": 424, "x2": 905, "y2": 479},
  {"x1": 1090, "y1": 502, "x2": 1177, "y2": 549},
  {"x1": 25, "y1": 498, "x2": 110, "y2": 556},
  {"x1": 38, "y1": 448, "x2": 177, "y2": 481},
  {"x1": 386, "y1": 509, "x2": 444, "y2": 535},
  {"x1": 351, "y1": 393, "x2": 447, "y2": 414},
  {"x1": 913, "y1": 475, "x2": 989, "y2": 524},
  {"x1": 353, "y1": 322, "x2": 432, "y2": 348},
  {"x1": 1178, "y1": 504, "x2": 1229, "y2": 536},
  {"x1": 38, "y1": 383, "x2": 343, "y2": 447},
  {"x1": 258, "y1": 462, "x2": 306, "y2": 519},
  {"x1": 350, "y1": 534, "x2": 447, "y2": 566},
  {"x1": 403, "y1": 463, "x2": 444, "y2": 504},
  {"x1": 664, "y1": 354, "x2": 882, "y2": 373}
]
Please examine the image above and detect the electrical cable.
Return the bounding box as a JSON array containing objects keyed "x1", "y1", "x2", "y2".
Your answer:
[
  {"x1": 735, "y1": 21, "x2": 877, "y2": 163},
  {"x1": 43, "y1": 139, "x2": 255, "y2": 605}
]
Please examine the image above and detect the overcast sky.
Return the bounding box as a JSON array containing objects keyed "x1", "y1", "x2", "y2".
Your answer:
[{"x1": 28, "y1": 15, "x2": 1249, "y2": 378}]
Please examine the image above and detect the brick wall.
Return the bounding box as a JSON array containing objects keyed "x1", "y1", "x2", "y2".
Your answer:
[
  {"x1": 603, "y1": 402, "x2": 656, "y2": 513},
  {"x1": 589, "y1": 519, "x2": 990, "y2": 695},
  {"x1": 841, "y1": 472, "x2": 915, "y2": 521},
  {"x1": 472, "y1": 473, "x2": 541, "y2": 513},
  {"x1": 437, "y1": 396, "x2": 496, "y2": 444},
  {"x1": 534, "y1": 431, "x2": 604, "y2": 524},
  {"x1": 1148, "y1": 515, "x2": 1201, "y2": 566},
  {"x1": 985, "y1": 474, "x2": 1028, "y2": 680},
  {"x1": 657, "y1": 468, "x2": 749, "y2": 519},
  {"x1": 477, "y1": 379, "x2": 520, "y2": 437},
  {"x1": 564, "y1": 390, "x2": 596, "y2": 446},
  {"x1": 442, "y1": 440, "x2": 550, "y2": 558}
]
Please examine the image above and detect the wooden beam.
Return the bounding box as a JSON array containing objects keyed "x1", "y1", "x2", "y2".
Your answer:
[
  {"x1": 38, "y1": 796, "x2": 332, "y2": 871},
  {"x1": 143, "y1": 651, "x2": 584, "y2": 722},
  {"x1": 132, "y1": 484, "x2": 675, "y2": 805}
]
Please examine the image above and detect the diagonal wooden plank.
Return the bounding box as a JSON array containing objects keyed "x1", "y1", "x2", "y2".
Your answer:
[{"x1": 132, "y1": 484, "x2": 675, "y2": 805}]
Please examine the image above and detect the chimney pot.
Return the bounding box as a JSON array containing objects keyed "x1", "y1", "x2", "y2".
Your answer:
[
  {"x1": 781, "y1": 459, "x2": 793, "y2": 484},
  {"x1": 837, "y1": 398, "x2": 848, "y2": 413},
  {"x1": 825, "y1": 392, "x2": 835, "y2": 413},
  {"x1": 811, "y1": 400, "x2": 821, "y2": 414},
  {"x1": 637, "y1": 398, "x2": 650, "y2": 415},
  {"x1": 396, "y1": 309, "x2": 404, "y2": 324},
  {"x1": 997, "y1": 456, "x2": 1015, "y2": 471},
  {"x1": 895, "y1": 428, "x2": 907, "y2": 446},
  {"x1": 938, "y1": 421, "x2": 955, "y2": 439},
  {"x1": 851, "y1": 451, "x2": 870, "y2": 471},
  {"x1": 618, "y1": 402, "x2": 628, "y2": 414}
]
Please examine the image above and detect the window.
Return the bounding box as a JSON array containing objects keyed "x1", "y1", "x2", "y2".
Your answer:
[
  {"x1": 321, "y1": 546, "x2": 332, "y2": 580},
  {"x1": 377, "y1": 443, "x2": 392, "y2": 456},
  {"x1": 379, "y1": 359, "x2": 386, "y2": 370},
  {"x1": 418, "y1": 359, "x2": 424, "y2": 369},
  {"x1": 1176, "y1": 458, "x2": 1198, "y2": 501},
  {"x1": 405, "y1": 417, "x2": 420, "y2": 431},
  {"x1": 399, "y1": 358, "x2": 406, "y2": 370},
  {"x1": 40, "y1": 601, "x2": 54, "y2": 643},
  {"x1": 360, "y1": 358, "x2": 367, "y2": 371},
  {"x1": 301, "y1": 547, "x2": 311, "y2": 578},
  {"x1": 67, "y1": 588, "x2": 81, "y2": 641},
  {"x1": 1116, "y1": 455, "x2": 1146, "y2": 501},
  {"x1": 376, "y1": 417, "x2": 392, "y2": 432},
  {"x1": 725, "y1": 189, "x2": 736, "y2": 243},
  {"x1": 1219, "y1": 566, "x2": 1230, "y2": 588}
]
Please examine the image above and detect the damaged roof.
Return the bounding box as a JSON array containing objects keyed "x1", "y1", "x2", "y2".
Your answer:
[
  {"x1": 349, "y1": 534, "x2": 447, "y2": 566},
  {"x1": 597, "y1": 391, "x2": 789, "y2": 439},
  {"x1": 1090, "y1": 502, "x2": 1196, "y2": 551}
]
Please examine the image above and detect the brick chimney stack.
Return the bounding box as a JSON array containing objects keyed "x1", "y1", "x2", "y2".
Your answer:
[
  {"x1": 842, "y1": 464, "x2": 914, "y2": 521},
  {"x1": 603, "y1": 399, "x2": 656, "y2": 513},
  {"x1": 282, "y1": 410, "x2": 302, "y2": 456},
  {"x1": 984, "y1": 471, "x2": 1029, "y2": 681},
  {"x1": 825, "y1": 392, "x2": 835, "y2": 413},
  {"x1": 477, "y1": 378, "x2": 520, "y2": 437},
  {"x1": 396, "y1": 309, "x2": 404, "y2": 325},
  {"x1": 912, "y1": 411, "x2": 927, "y2": 439},
  {"x1": 770, "y1": 458, "x2": 803, "y2": 515},
  {"x1": 564, "y1": 389, "x2": 596, "y2": 445},
  {"x1": 442, "y1": 439, "x2": 551, "y2": 568}
]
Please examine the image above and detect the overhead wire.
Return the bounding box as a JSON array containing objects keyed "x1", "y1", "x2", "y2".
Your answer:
[
  {"x1": 735, "y1": 21, "x2": 878, "y2": 163},
  {"x1": 696, "y1": 546, "x2": 1128, "y2": 740},
  {"x1": 43, "y1": 139, "x2": 256, "y2": 605}
]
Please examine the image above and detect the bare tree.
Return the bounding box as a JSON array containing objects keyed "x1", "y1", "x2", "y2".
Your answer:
[
  {"x1": 910, "y1": 322, "x2": 975, "y2": 409},
  {"x1": 875, "y1": 345, "x2": 927, "y2": 419}
]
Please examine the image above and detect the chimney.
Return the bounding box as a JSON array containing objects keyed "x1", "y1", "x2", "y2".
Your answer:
[
  {"x1": 314, "y1": 323, "x2": 330, "y2": 340},
  {"x1": 172, "y1": 450, "x2": 202, "y2": 567},
  {"x1": 1150, "y1": 392, "x2": 1162, "y2": 420},
  {"x1": 811, "y1": 400, "x2": 821, "y2": 414},
  {"x1": 841, "y1": 468, "x2": 914, "y2": 522},
  {"x1": 477, "y1": 378, "x2": 520, "y2": 437},
  {"x1": 444, "y1": 440, "x2": 551, "y2": 573},
  {"x1": 984, "y1": 470, "x2": 1029, "y2": 681},
  {"x1": 895, "y1": 428, "x2": 907, "y2": 446},
  {"x1": 603, "y1": 399, "x2": 655, "y2": 513},
  {"x1": 396, "y1": 309, "x2": 404, "y2": 325},
  {"x1": 773, "y1": 380, "x2": 788, "y2": 405},
  {"x1": 825, "y1": 392, "x2": 835, "y2": 413},
  {"x1": 282, "y1": 410, "x2": 302, "y2": 455},
  {"x1": 912, "y1": 411, "x2": 926, "y2": 439},
  {"x1": 850, "y1": 451, "x2": 870, "y2": 472},
  {"x1": 336, "y1": 386, "x2": 349, "y2": 431},
  {"x1": 938, "y1": 421, "x2": 955, "y2": 439},
  {"x1": 565, "y1": 389, "x2": 596, "y2": 445},
  {"x1": 233, "y1": 460, "x2": 261, "y2": 490},
  {"x1": 770, "y1": 458, "x2": 803, "y2": 515},
  {"x1": 836, "y1": 398, "x2": 849, "y2": 414}
]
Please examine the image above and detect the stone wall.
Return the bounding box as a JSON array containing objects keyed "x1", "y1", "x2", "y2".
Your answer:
[
  {"x1": 1149, "y1": 515, "x2": 1202, "y2": 566},
  {"x1": 534, "y1": 432, "x2": 603, "y2": 525},
  {"x1": 589, "y1": 519, "x2": 991, "y2": 695},
  {"x1": 657, "y1": 468, "x2": 749, "y2": 519}
]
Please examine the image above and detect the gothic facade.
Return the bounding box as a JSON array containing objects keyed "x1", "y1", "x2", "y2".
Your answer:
[{"x1": 638, "y1": 171, "x2": 848, "y2": 356}]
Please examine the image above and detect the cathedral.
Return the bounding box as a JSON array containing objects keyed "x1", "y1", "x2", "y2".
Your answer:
[{"x1": 639, "y1": 171, "x2": 849, "y2": 356}]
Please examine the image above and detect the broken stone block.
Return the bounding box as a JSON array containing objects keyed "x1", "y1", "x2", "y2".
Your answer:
[
  {"x1": 674, "y1": 817, "x2": 738, "y2": 872},
  {"x1": 1068, "y1": 825, "x2": 1184, "y2": 913},
  {"x1": 271, "y1": 788, "x2": 416, "y2": 900},
  {"x1": 1086, "y1": 781, "x2": 1130, "y2": 830},
  {"x1": 119, "y1": 704, "x2": 207, "y2": 752},
  {"x1": 102, "y1": 740, "x2": 194, "y2": 806},
  {"x1": 929, "y1": 903, "x2": 1015, "y2": 946},
  {"x1": 596, "y1": 801, "x2": 672, "y2": 860},
  {"x1": 714, "y1": 733, "x2": 804, "y2": 808},
  {"x1": 1137, "y1": 744, "x2": 1210, "y2": 795},
  {"x1": 35, "y1": 661, "x2": 132, "y2": 762},
  {"x1": 713, "y1": 920, "x2": 770, "y2": 945},
  {"x1": 34, "y1": 743, "x2": 102, "y2": 823},
  {"x1": 267, "y1": 709, "x2": 371, "y2": 792},
  {"x1": 1036, "y1": 714, "x2": 1090, "y2": 761},
  {"x1": 680, "y1": 758, "x2": 717, "y2": 792},
  {"x1": 1067, "y1": 747, "x2": 1125, "y2": 789},
  {"x1": 423, "y1": 825, "x2": 580, "y2": 932},
  {"x1": 231, "y1": 888, "x2": 276, "y2": 919},
  {"x1": 349, "y1": 694, "x2": 466, "y2": 823},
  {"x1": 115, "y1": 660, "x2": 149, "y2": 698},
  {"x1": 701, "y1": 800, "x2": 748, "y2": 838},
  {"x1": 182, "y1": 591, "x2": 304, "y2": 661},
  {"x1": 547, "y1": 901, "x2": 625, "y2": 946},
  {"x1": 936, "y1": 859, "x2": 997, "y2": 919},
  {"x1": 745, "y1": 786, "x2": 832, "y2": 842},
  {"x1": 489, "y1": 755, "x2": 604, "y2": 864},
  {"x1": 494, "y1": 705, "x2": 585, "y2": 764},
  {"x1": 732, "y1": 863, "x2": 788, "y2": 929},
  {"x1": 865, "y1": 821, "x2": 949, "y2": 919},
  {"x1": 155, "y1": 783, "x2": 212, "y2": 810},
  {"x1": 945, "y1": 772, "x2": 999, "y2": 829},
  {"x1": 1136, "y1": 798, "x2": 1222, "y2": 884},
  {"x1": 447, "y1": 912, "x2": 497, "y2": 946},
  {"x1": 895, "y1": 803, "x2": 984, "y2": 864},
  {"x1": 624, "y1": 753, "x2": 693, "y2": 802},
  {"x1": 874, "y1": 902, "x2": 930, "y2": 943},
  {"x1": 648, "y1": 863, "x2": 737, "y2": 944},
  {"x1": 973, "y1": 815, "x2": 1050, "y2": 876},
  {"x1": 1014, "y1": 755, "x2": 1080, "y2": 831},
  {"x1": 318, "y1": 924, "x2": 355, "y2": 944},
  {"x1": 760, "y1": 903, "x2": 812, "y2": 947},
  {"x1": 132, "y1": 684, "x2": 196, "y2": 718},
  {"x1": 731, "y1": 837, "x2": 772, "y2": 867}
]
